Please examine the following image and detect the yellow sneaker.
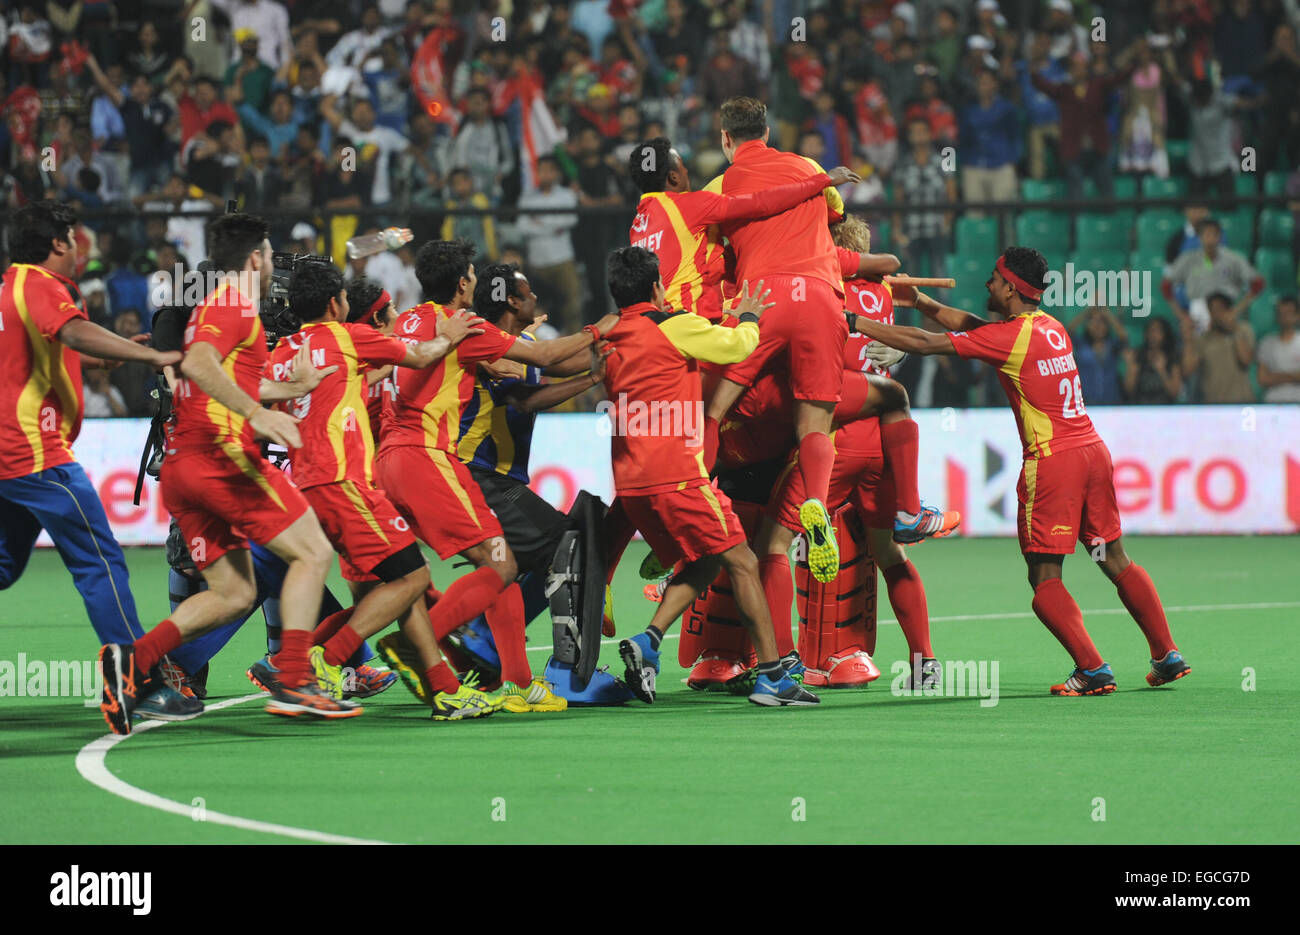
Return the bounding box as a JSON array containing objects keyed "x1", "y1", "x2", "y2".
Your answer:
[
  {"x1": 799, "y1": 498, "x2": 840, "y2": 583},
  {"x1": 431, "y1": 684, "x2": 495, "y2": 721},
  {"x1": 376, "y1": 632, "x2": 430, "y2": 705},
  {"x1": 496, "y1": 678, "x2": 568, "y2": 713},
  {"x1": 309, "y1": 645, "x2": 346, "y2": 700}
]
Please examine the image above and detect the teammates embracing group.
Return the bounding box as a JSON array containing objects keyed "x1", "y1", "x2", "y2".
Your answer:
[{"x1": 0, "y1": 96, "x2": 1191, "y2": 737}]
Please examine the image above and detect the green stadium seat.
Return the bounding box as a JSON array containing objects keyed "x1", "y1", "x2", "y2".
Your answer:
[
  {"x1": 1022, "y1": 178, "x2": 1066, "y2": 202},
  {"x1": 955, "y1": 216, "x2": 998, "y2": 255},
  {"x1": 1141, "y1": 176, "x2": 1187, "y2": 200},
  {"x1": 1015, "y1": 211, "x2": 1070, "y2": 256},
  {"x1": 1248, "y1": 292, "x2": 1279, "y2": 335},
  {"x1": 1254, "y1": 247, "x2": 1297, "y2": 292},
  {"x1": 1221, "y1": 207, "x2": 1255, "y2": 253},
  {"x1": 1068, "y1": 251, "x2": 1128, "y2": 275},
  {"x1": 1233, "y1": 173, "x2": 1257, "y2": 196},
  {"x1": 947, "y1": 252, "x2": 989, "y2": 283},
  {"x1": 1135, "y1": 211, "x2": 1183, "y2": 255},
  {"x1": 1165, "y1": 139, "x2": 1190, "y2": 173},
  {"x1": 1075, "y1": 213, "x2": 1131, "y2": 253},
  {"x1": 1129, "y1": 250, "x2": 1167, "y2": 277},
  {"x1": 1112, "y1": 176, "x2": 1139, "y2": 200},
  {"x1": 1263, "y1": 171, "x2": 1290, "y2": 197},
  {"x1": 1258, "y1": 208, "x2": 1294, "y2": 248},
  {"x1": 873, "y1": 219, "x2": 891, "y2": 251}
]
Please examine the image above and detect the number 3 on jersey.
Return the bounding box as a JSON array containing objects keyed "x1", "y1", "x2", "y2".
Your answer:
[{"x1": 1059, "y1": 375, "x2": 1086, "y2": 418}]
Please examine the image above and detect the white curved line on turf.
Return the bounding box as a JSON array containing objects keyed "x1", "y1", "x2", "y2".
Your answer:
[
  {"x1": 522, "y1": 600, "x2": 1300, "y2": 651},
  {"x1": 76, "y1": 693, "x2": 393, "y2": 845}
]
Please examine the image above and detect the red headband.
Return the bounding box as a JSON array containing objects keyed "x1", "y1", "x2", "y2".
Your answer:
[
  {"x1": 996, "y1": 256, "x2": 1043, "y2": 302},
  {"x1": 366, "y1": 290, "x2": 392, "y2": 324}
]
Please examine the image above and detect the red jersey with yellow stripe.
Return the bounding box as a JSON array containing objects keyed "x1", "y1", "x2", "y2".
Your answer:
[
  {"x1": 838, "y1": 248, "x2": 896, "y2": 376},
  {"x1": 379, "y1": 301, "x2": 517, "y2": 458},
  {"x1": 703, "y1": 140, "x2": 845, "y2": 296},
  {"x1": 267, "y1": 320, "x2": 408, "y2": 489},
  {"x1": 0, "y1": 264, "x2": 88, "y2": 480},
  {"x1": 629, "y1": 174, "x2": 832, "y2": 319},
  {"x1": 167, "y1": 284, "x2": 267, "y2": 457},
  {"x1": 947, "y1": 310, "x2": 1101, "y2": 459}
]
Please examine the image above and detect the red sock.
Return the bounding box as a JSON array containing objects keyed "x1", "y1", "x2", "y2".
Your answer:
[
  {"x1": 604, "y1": 497, "x2": 636, "y2": 587},
  {"x1": 1031, "y1": 578, "x2": 1103, "y2": 670},
  {"x1": 312, "y1": 608, "x2": 354, "y2": 646},
  {"x1": 485, "y1": 583, "x2": 531, "y2": 684},
  {"x1": 427, "y1": 566, "x2": 503, "y2": 640},
  {"x1": 880, "y1": 419, "x2": 921, "y2": 515},
  {"x1": 796, "y1": 431, "x2": 834, "y2": 504},
  {"x1": 323, "y1": 625, "x2": 364, "y2": 667},
  {"x1": 426, "y1": 663, "x2": 460, "y2": 695},
  {"x1": 134, "y1": 620, "x2": 181, "y2": 673},
  {"x1": 758, "y1": 554, "x2": 794, "y2": 656},
  {"x1": 1114, "y1": 563, "x2": 1177, "y2": 659},
  {"x1": 703, "y1": 416, "x2": 720, "y2": 471},
  {"x1": 883, "y1": 560, "x2": 932, "y2": 658},
  {"x1": 272, "y1": 629, "x2": 313, "y2": 687}
]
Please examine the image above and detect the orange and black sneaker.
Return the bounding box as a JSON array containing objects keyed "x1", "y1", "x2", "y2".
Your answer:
[
  {"x1": 1146, "y1": 650, "x2": 1191, "y2": 687},
  {"x1": 249, "y1": 655, "x2": 362, "y2": 719},
  {"x1": 98, "y1": 643, "x2": 146, "y2": 736},
  {"x1": 1050, "y1": 663, "x2": 1117, "y2": 696}
]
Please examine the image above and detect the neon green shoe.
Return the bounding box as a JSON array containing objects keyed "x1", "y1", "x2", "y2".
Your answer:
[
  {"x1": 495, "y1": 678, "x2": 569, "y2": 713},
  {"x1": 799, "y1": 498, "x2": 839, "y2": 583},
  {"x1": 375, "y1": 632, "x2": 430, "y2": 705},
  {"x1": 309, "y1": 645, "x2": 346, "y2": 700},
  {"x1": 460, "y1": 670, "x2": 508, "y2": 712},
  {"x1": 431, "y1": 684, "x2": 495, "y2": 721}
]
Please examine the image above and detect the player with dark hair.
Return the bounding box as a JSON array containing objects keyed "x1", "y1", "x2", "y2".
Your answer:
[
  {"x1": 0, "y1": 201, "x2": 199, "y2": 721},
  {"x1": 97, "y1": 213, "x2": 350, "y2": 734},
  {"x1": 602, "y1": 245, "x2": 819, "y2": 706},
  {"x1": 340, "y1": 276, "x2": 400, "y2": 446},
  {"x1": 262, "y1": 262, "x2": 498, "y2": 718},
  {"x1": 373, "y1": 240, "x2": 620, "y2": 712},
  {"x1": 848, "y1": 246, "x2": 1191, "y2": 695}
]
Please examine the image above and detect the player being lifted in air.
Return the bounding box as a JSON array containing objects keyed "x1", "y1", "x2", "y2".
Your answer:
[{"x1": 847, "y1": 246, "x2": 1191, "y2": 695}]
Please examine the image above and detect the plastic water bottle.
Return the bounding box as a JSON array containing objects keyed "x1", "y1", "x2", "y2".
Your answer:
[{"x1": 345, "y1": 227, "x2": 414, "y2": 260}]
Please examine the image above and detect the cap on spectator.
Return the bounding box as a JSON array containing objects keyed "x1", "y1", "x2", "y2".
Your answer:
[
  {"x1": 976, "y1": 0, "x2": 1000, "y2": 12},
  {"x1": 235, "y1": 27, "x2": 257, "y2": 45},
  {"x1": 966, "y1": 35, "x2": 996, "y2": 51},
  {"x1": 291, "y1": 222, "x2": 317, "y2": 242},
  {"x1": 81, "y1": 278, "x2": 106, "y2": 297},
  {"x1": 892, "y1": 3, "x2": 918, "y2": 31},
  {"x1": 1048, "y1": 0, "x2": 1073, "y2": 14}
]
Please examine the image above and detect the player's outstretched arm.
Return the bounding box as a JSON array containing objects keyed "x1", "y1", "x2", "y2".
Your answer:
[
  {"x1": 849, "y1": 314, "x2": 956, "y2": 356},
  {"x1": 181, "y1": 342, "x2": 304, "y2": 448},
  {"x1": 712, "y1": 167, "x2": 860, "y2": 223},
  {"x1": 58, "y1": 319, "x2": 182, "y2": 369},
  {"x1": 856, "y1": 252, "x2": 902, "y2": 277},
  {"x1": 892, "y1": 285, "x2": 990, "y2": 332},
  {"x1": 505, "y1": 346, "x2": 611, "y2": 413},
  {"x1": 506, "y1": 312, "x2": 618, "y2": 368}
]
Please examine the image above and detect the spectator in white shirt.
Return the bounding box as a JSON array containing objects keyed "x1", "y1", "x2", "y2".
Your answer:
[
  {"x1": 83, "y1": 368, "x2": 129, "y2": 418},
  {"x1": 321, "y1": 94, "x2": 409, "y2": 206},
  {"x1": 326, "y1": 4, "x2": 394, "y2": 70},
  {"x1": 448, "y1": 88, "x2": 515, "y2": 203},
  {"x1": 1258, "y1": 296, "x2": 1300, "y2": 403},
  {"x1": 515, "y1": 156, "x2": 582, "y2": 332},
  {"x1": 208, "y1": 0, "x2": 292, "y2": 70}
]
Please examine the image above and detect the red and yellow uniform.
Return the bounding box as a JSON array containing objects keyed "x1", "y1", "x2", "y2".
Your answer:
[
  {"x1": 268, "y1": 320, "x2": 415, "y2": 580},
  {"x1": 768, "y1": 419, "x2": 895, "y2": 533},
  {"x1": 0, "y1": 264, "x2": 86, "y2": 480},
  {"x1": 375, "y1": 302, "x2": 518, "y2": 559},
  {"x1": 162, "y1": 284, "x2": 308, "y2": 569},
  {"x1": 629, "y1": 173, "x2": 832, "y2": 320},
  {"x1": 602, "y1": 302, "x2": 759, "y2": 564},
  {"x1": 837, "y1": 247, "x2": 896, "y2": 377},
  {"x1": 703, "y1": 140, "x2": 849, "y2": 401},
  {"x1": 947, "y1": 310, "x2": 1119, "y2": 554}
]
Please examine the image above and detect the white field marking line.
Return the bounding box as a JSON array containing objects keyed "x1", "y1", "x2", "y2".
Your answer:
[
  {"x1": 76, "y1": 693, "x2": 393, "y2": 845},
  {"x1": 522, "y1": 600, "x2": 1300, "y2": 652}
]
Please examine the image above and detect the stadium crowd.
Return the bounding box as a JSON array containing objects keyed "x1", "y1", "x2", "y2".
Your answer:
[{"x1": 4, "y1": 0, "x2": 1300, "y2": 413}]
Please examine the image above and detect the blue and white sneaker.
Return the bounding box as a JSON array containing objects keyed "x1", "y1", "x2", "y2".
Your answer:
[
  {"x1": 893, "y1": 504, "x2": 961, "y2": 544},
  {"x1": 748, "y1": 671, "x2": 820, "y2": 706},
  {"x1": 134, "y1": 682, "x2": 205, "y2": 722},
  {"x1": 1146, "y1": 650, "x2": 1191, "y2": 687},
  {"x1": 780, "y1": 651, "x2": 806, "y2": 680},
  {"x1": 619, "y1": 631, "x2": 661, "y2": 703},
  {"x1": 1050, "y1": 663, "x2": 1117, "y2": 696}
]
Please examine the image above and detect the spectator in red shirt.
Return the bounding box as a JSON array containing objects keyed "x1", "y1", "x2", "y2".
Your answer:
[
  {"x1": 178, "y1": 77, "x2": 242, "y2": 148},
  {"x1": 1032, "y1": 49, "x2": 1135, "y2": 200}
]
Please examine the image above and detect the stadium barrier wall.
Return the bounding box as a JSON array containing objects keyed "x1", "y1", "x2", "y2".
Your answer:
[{"x1": 44, "y1": 405, "x2": 1300, "y2": 547}]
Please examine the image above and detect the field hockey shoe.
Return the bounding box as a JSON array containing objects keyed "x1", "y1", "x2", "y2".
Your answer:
[
  {"x1": 748, "y1": 671, "x2": 821, "y2": 706},
  {"x1": 619, "y1": 631, "x2": 661, "y2": 703},
  {"x1": 1146, "y1": 650, "x2": 1191, "y2": 687},
  {"x1": 1050, "y1": 663, "x2": 1117, "y2": 696},
  {"x1": 893, "y1": 505, "x2": 961, "y2": 544}
]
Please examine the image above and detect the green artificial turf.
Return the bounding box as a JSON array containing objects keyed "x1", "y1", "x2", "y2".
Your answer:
[{"x1": 1, "y1": 536, "x2": 1295, "y2": 844}]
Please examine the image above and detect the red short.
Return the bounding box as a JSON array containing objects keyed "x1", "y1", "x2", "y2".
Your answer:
[
  {"x1": 374, "y1": 445, "x2": 503, "y2": 560},
  {"x1": 161, "y1": 445, "x2": 309, "y2": 570},
  {"x1": 769, "y1": 420, "x2": 893, "y2": 531},
  {"x1": 1018, "y1": 440, "x2": 1123, "y2": 555},
  {"x1": 621, "y1": 480, "x2": 747, "y2": 566},
  {"x1": 302, "y1": 479, "x2": 417, "y2": 581},
  {"x1": 719, "y1": 275, "x2": 849, "y2": 402}
]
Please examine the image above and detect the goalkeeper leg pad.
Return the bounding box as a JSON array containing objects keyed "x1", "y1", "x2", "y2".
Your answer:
[{"x1": 797, "y1": 505, "x2": 880, "y2": 688}]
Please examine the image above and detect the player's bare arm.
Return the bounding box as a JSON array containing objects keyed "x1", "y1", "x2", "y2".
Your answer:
[
  {"x1": 181, "y1": 341, "x2": 304, "y2": 449},
  {"x1": 506, "y1": 312, "x2": 619, "y2": 368},
  {"x1": 856, "y1": 252, "x2": 902, "y2": 278},
  {"x1": 891, "y1": 285, "x2": 990, "y2": 332},
  {"x1": 504, "y1": 346, "x2": 610, "y2": 413},
  {"x1": 849, "y1": 315, "x2": 957, "y2": 356},
  {"x1": 58, "y1": 318, "x2": 182, "y2": 370}
]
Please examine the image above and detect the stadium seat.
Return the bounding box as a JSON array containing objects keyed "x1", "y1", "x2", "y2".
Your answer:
[
  {"x1": 956, "y1": 216, "x2": 998, "y2": 255},
  {"x1": 1068, "y1": 250, "x2": 1128, "y2": 274},
  {"x1": 1248, "y1": 292, "x2": 1279, "y2": 335},
  {"x1": 1112, "y1": 176, "x2": 1139, "y2": 200},
  {"x1": 947, "y1": 252, "x2": 989, "y2": 283},
  {"x1": 1135, "y1": 211, "x2": 1184, "y2": 255},
  {"x1": 873, "y1": 219, "x2": 891, "y2": 251},
  {"x1": 1022, "y1": 178, "x2": 1066, "y2": 202},
  {"x1": 1129, "y1": 250, "x2": 1167, "y2": 278},
  {"x1": 1254, "y1": 247, "x2": 1297, "y2": 292},
  {"x1": 1233, "y1": 173, "x2": 1257, "y2": 196},
  {"x1": 1075, "y1": 213, "x2": 1130, "y2": 252},
  {"x1": 1257, "y1": 208, "x2": 1294, "y2": 248},
  {"x1": 1221, "y1": 207, "x2": 1255, "y2": 253},
  {"x1": 1263, "y1": 171, "x2": 1290, "y2": 197},
  {"x1": 1141, "y1": 176, "x2": 1187, "y2": 200},
  {"x1": 1165, "y1": 139, "x2": 1189, "y2": 173},
  {"x1": 1015, "y1": 211, "x2": 1070, "y2": 256}
]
